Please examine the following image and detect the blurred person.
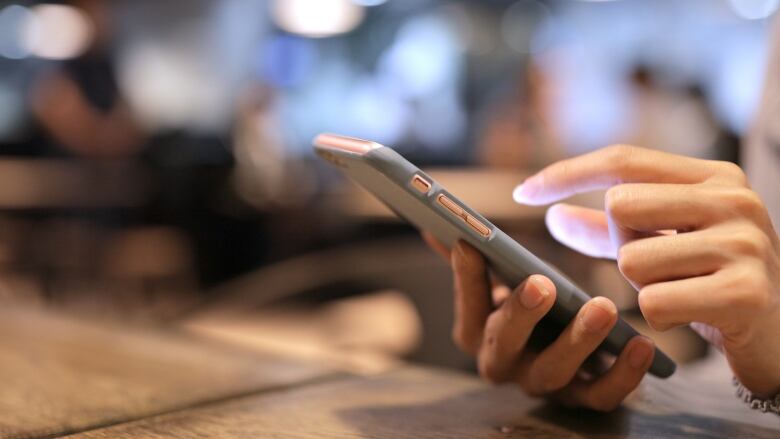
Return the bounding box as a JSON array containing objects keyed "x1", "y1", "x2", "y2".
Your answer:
[
  {"x1": 232, "y1": 84, "x2": 287, "y2": 208},
  {"x1": 17, "y1": 0, "x2": 207, "y2": 318},
  {"x1": 477, "y1": 62, "x2": 563, "y2": 169},
  {"x1": 230, "y1": 83, "x2": 314, "y2": 209},
  {"x1": 425, "y1": 30, "x2": 780, "y2": 415},
  {"x1": 30, "y1": 0, "x2": 144, "y2": 159},
  {"x1": 626, "y1": 66, "x2": 722, "y2": 160}
]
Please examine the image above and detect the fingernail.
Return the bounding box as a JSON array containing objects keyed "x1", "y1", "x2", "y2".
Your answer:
[
  {"x1": 520, "y1": 278, "x2": 548, "y2": 309},
  {"x1": 512, "y1": 178, "x2": 538, "y2": 204},
  {"x1": 628, "y1": 337, "x2": 653, "y2": 369},
  {"x1": 581, "y1": 301, "x2": 613, "y2": 332}
]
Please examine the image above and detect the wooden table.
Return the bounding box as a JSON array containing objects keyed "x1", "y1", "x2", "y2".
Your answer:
[
  {"x1": 1, "y1": 307, "x2": 778, "y2": 439},
  {"x1": 0, "y1": 307, "x2": 336, "y2": 438}
]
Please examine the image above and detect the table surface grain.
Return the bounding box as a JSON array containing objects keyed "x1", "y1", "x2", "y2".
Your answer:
[
  {"x1": 2, "y1": 307, "x2": 778, "y2": 439},
  {"x1": 0, "y1": 307, "x2": 335, "y2": 439},
  {"x1": 70, "y1": 366, "x2": 780, "y2": 439}
]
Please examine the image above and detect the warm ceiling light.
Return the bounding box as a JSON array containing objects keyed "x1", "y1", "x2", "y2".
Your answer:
[
  {"x1": 22, "y1": 4, "x2": 94, "y2": 60},
  {"x1": 353, "y1": 0, "x2": 387, "y2": 5},
  {"x1": 271, "y1": 0, "x2": 365, "y2": 38}
]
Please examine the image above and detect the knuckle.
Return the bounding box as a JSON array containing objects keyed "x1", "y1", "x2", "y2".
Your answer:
[
  {"x1": 617, "y1": 243, "x2": 641, "y2": 281},
  {"x1": 730, "y1": 290, "x2": 770, "y2": 313},
  {"x1": 725, "y1": 226, "x2": 771, "y2": 258},
  {"x1": 554, "y1": 158, "x2": 576, "y2": 182},
  {"x1": 724, "y1": 268, "x2": 771, "y2": 311},
  {"x1": 724, "y1": 188, "x2": 765, "y2": 220},
  {"x1": 604, "y1": 144, "x2": 637, "y2": 170},
  {"x1": 637, "y1": 288, "x2": 665, "y2": 331},
  {"x1": 713, "y1": 161, "x2": 748, "y2": 187},
  {"x1": 604, "y1": 185, "x2": 632, "y2": 220}
]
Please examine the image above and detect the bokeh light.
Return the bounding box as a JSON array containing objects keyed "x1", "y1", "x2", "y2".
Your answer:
[
  {"x1": 22, "y1": 4, "x2": 94, "y2": 60},
  {"x1": 271, "y1": 0, "x2": 365, "y2": 38},
  {"x1": 378, "y1": 12, "x2": 462, "y2": 98},
  {"x1": 352, "y1": 0, "x2": 388, "y2": 6},
  {"x1": 0, "y1": 5, "x2": 32, "y2": 59}
]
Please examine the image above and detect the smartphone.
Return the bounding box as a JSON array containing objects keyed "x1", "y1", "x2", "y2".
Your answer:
[{"x1": 313, "y1": 133, "x2": 676, "y2": 378}]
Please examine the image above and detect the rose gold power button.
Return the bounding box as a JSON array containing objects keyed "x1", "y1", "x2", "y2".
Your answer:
[{"x1": 411, "y1": 175, "x2": 431, "y2": 193}]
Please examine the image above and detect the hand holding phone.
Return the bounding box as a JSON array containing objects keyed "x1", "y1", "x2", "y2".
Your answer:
[
  {"x1": 424, "y1": 234, "x2": 657, "y2": 411},
  {"x1": 312, "y1": 133, "x2": 675, "y2": 385}
]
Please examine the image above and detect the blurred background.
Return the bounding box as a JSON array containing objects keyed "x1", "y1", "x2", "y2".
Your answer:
[{"x1": 0, "y1": 0, "x2": 775, "y2": 374}]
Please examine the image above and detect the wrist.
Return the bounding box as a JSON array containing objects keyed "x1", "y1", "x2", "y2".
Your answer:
[
  {"x1": 723, "y1": 307, "x2": 780, "y2": 397},
  {"x1": 734, "y1": 377, "x2": 780, "y2": 415}
]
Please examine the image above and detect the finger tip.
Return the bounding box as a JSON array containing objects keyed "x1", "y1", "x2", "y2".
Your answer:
[
  {"x1": 528, "y1": 275, "x2": 556, "y2": 297},
  {"x1": 546, "y1": 203, "x2": 565, "y2": 215},
  {"x1": 627, "y1": 336, "x2": 656, "y2": 369},
  {"x1": 512, "y1": 182, "x2": 543, "y2": 205},
  {"x1": 512, "y1": 185, "x2": 529, "y2": 204},
  {"x1": 591, "y1": 296, "x2": 618, "y2": 316},
  {"x1": 543, "y1": 205, "x2": 567, "y2": 239},
  {"x1": 629, "y1": 334, "x2": 654, "y2": 349},
  {"x1": 544, "y1": 203, "x2": 561, "y2": 224}
]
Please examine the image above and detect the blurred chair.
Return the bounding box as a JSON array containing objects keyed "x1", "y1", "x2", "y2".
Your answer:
[
  {"x1": 102, "y1": 226, "x2": 193, "y2": 281},
  {"x1": 0, "y1": 216, "x2": 45, "y2": 307},
  {"x1": 99, "y1": 226, "x2": 198, "y2": 320}
]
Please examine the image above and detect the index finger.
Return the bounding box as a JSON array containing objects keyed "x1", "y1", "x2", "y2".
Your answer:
[{"x1": 512, "y1": 145, "x2": 722, "y2": 205}]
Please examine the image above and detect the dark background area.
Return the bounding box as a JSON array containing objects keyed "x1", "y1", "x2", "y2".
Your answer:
[{"x1": 0, "y1": 0, "x2": 773, "y2": 371}]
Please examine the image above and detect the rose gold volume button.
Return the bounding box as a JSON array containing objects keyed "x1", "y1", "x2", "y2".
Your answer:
[
  {"x1": 437, "y1": 194, "x2": 463, "y2": 216},
  {"x1": 465, "y1": 215, "x2": 491, "y2": 237}
]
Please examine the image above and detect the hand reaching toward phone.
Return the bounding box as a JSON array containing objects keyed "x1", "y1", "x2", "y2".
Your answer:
[
  {"x1": 513, "y1": 145, "x2": 780, "y2": 398},
  {"x1": 422, "y1": 233, "x2": 656, "y2": 411}
]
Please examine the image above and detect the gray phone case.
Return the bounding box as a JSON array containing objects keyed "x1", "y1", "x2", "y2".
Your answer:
[{"x1": 314, "y1": 134, "x2": 675, "y2": 378}]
